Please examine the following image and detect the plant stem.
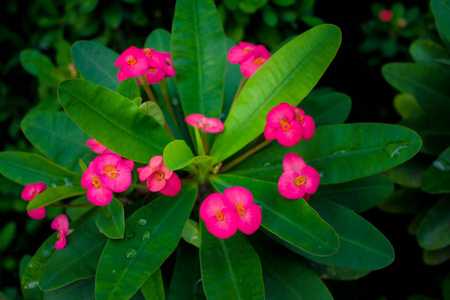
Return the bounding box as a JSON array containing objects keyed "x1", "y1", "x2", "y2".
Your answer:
[
  {"x1": 158, "y1": 80, "x2": 179, "y2": 128},
  {"x1": 221, "y1": 139, "x2": 272, "y2": 173},
  {"x1": 230, "y1": 77, "x2": 248, "y2": 111},
  {"x1": 140, "y1": 75, "x2": 157, "y2": 104}
]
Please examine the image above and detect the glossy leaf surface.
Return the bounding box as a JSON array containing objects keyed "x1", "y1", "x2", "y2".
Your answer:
[
  {"x1": 163, "y1": 140, "x2": 212, "y2": 171},
  {"x1": 96, "y1": 198, "x2": 125, "y2": 239},
  {"x1": 422, "y1": 147, "x2": 450, "y2": 194},
  {"x1": 431, "y1": 0, "x2": 450, "y2": 48},
  {"x1": 27, "y1": 186, "x2": 86, "y2": 210},
  {"x1": 181, "y1": 219, "x2": 200, "y2": 248},
  {"x1": 140, "y1": 268, "x2": 164, "y2": 300},
  {"x1": 417, "y1": 195, "x2": 450, "y2": 250},
  {"x1": 301, "y1": 91, "x2": 352, "y2": 126},
  {"x1": 43, "y1": 278, "x2": 95, "y2": 300},
  {"x1": 117, "y1": 78, "x2": 140, "y2": 100},
  {"x1": 410, "y1": 39, "x2": 450, "y2": 68}
]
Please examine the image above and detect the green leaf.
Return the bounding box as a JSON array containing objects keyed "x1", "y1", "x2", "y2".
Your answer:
[
  {"x1": 117, "y1": 78, "x2": 140, "y2": 100},
  {"x1": 423, "y1": 246, "x2": 450, "y2": 265},
  {"x1": 200, "y1": 223, "x2": 264, "y2": 300},
  {"x1": 95, "y1": 183, "x2": 198, "y2": 300},
  {"x1": 39, "y1": 212, "x2": 107, "y2": 290},
  {"x1": 163, "y1": 140, "x2": 212, "y2": 171},
  {"x1": 0, "y1": 222, "x2": 16, "y2": 252},
  {"x1": 132, "y1": 97, "x2": 142, "y2": 106},
  {"x1": 171, "y1": 0, "x2": 226, "y2": 119},
  {"x1": 263, "y1": 5, "x2": 278, "y2": 27},
  {"x1": 410, "y1": 39, "x2": 450, "y2": 68},
  {"x1": 227, "y1": 123, "x2": 422, "y2": 185},
  {"x1": 181, "y1": 219, "x2": 200, "y2": 248},
  {"x1": 271, "y1": 0, "x2": 295, "y2": 7},
  {"x1": 422, "y1": 147, "x2": 450, "y2": 193},
  {"x1": 144, "y1": 29, "x2": 171, "y2": 53},
  {"x1": 0, "y1": 152, "x2": 81, "y2": 187},
  {"x1": 382, "y1": 63, "x2": 450, "y2": 111},
  {"x1": 27, "y1": 186, "x2": 86, "y2": 210},
  {"x1": 139, "y1": 102, "x2": 166, "y2": 127},
  {"x1": 58, "y1": 79, "x2": 173, "y2": 163},
  {"x1": 55, "y1": 39, "x2": 73, "y2": 67},
  {"x1": 43, "y1": 278, "x2": 95, "y2": 300},
  {"x1": 309, "y1": 262, "x2": 371, "y2": 280},
  {"x1": 210, "y1": 175, "x2": 339, "y2": 256},
  {"x1": 315, "y1": 174, "x2": 394, "y2": 213},
  {"x1": 223, "y1": 39, "x2": 244, "y2": 119},
  {"x1": 96, "y1": 198, "x2": 125, "y2": 239},
  {"x1": 239, "y1": 0, "x2": 267, "y2": 13},
  {"x1": 72, "y1": 41, "x2": 120, "y2": 91},
  {"x1": 386, "y1": 157, "x2": 427, "y2": 188},
  {"x1": 301, "y1": 91, "x2": 352, "y2": 126},
  {"x1": 66, "y1": 196, "x2": 95, "y2": 221},
  {"x1": 417, "y1": 195, "x2": 450, "y2": 250},
  {"x1": 431, "y1": 0, "x2": 450, "y2": 49},
  {"x1": 21, "y1": 111, "x2": 97, "y2": 173},
  {"x1": 194, "y1": 126, "x2": 205, "y2": 156},
  {"x1": 140, "y1": 268, "x2": 164, "y2": 300},
  {"x1": 378, "y1": 188, "x2": 420, "y2": 214},
  {"x1": 393, "y1": 93, "x2": 425, "y2": 120},
  {"x1": 19, "y1": 49, "x2": 56, "y2": 84},
  {"x1": 210, "y1": 24, "x2": 342, "y2": 163}
]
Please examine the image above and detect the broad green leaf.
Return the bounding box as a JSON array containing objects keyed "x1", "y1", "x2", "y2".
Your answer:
[
  {"x1": 211, "y1": 24, "x2": 341, "y2": 163},
  {"x1": 200, "y1": 223, "x2": 264, "y2": 300},
  {"x1": 431, "y1": 0, "x2": 450, "y2": 49},
  {"x1": 423, "y1": 246, "x2": 450, "y2": 265},
  {"x1": 194, "y1": 126, "x2": 205, "y2": 156},
  {"x1": 378, "y1": 188, "x2": 420, "y2": 214},
  {"x1": 72, "y1": 41, "x2": 119, "y2": 91},
  {"x1": 296, "y1": 198, "x2": 394, "y2": 270},
  {"x1": 96, "y1": 198, "x2": 125, "y2": 239},
  {"x1": 301, "y1": 91, "x2": 352, "y2": 126},
  {"x1": 382, "y1": 63, "x2": 450, "y2": 111},
  {"x1": 55, "y1": 39, "x2": 73, "y2": 67},
  {"x1": 117, "y1": 78, "x2": 140, "y2": 100},
  {"x1": 227, "y1": 123, "x2": 422, "y2": 185},
  {"x1": 171, "y1": 0, "x2": 226, "y2": 119},
  {"x1": 210, "y1": 175, "x2": 339, "y2": 256},
  {"x1": 66, "y1": 196, "x2": 95, "y2": 221},
  {"x1": 58, "y1": 79, "x2": 173, "y2": 163},
  {"x1": 386, "y1": 157, "x2": 427, "y2": 188},
  {"x1": 315, "y1": 174, "x2": 394, "y2": 213},
  {"x1": 21, "y1": 111, "x2": 97, "y2": 173},
  {"x1": 140, "y1": 268, "x2": 164, "y2": 300},
  {"x1": 39, "y1": 213, "x2": 107, "y2": 290},
  {"x1": 410, "y1": 39, "x2": 450, "y2": 68},
  {"x1": 417, "y1": 195, "x2": 450, "y2": 250},
  {"x1": 163, "y1": 140, "x2": 212, "y2": 171},
  {"x1": 168, "y1": 243, "x2": 205, "y2": 300},
  {"x1": 132, "y1": 97, "x2": 142, "y2": 106},
  {"x1": 422, "y1": 147, "x2": 450, "y2": 193},
  {"x1": 0, "y1": 152, "x2": 81, "y2": 187},
  {"x1": 139, "y1": 102, "x2": 165, "y2": 127},
  {"x1": 181, "y1": 219, "x2": 200, "y2": 248},
  {"x1": 223, "y1": 39, "x2": 244, "y2": 119},
  {"x1": 251, "y1": 233, "x2": 333, "y2": 299},
  {"x1": 393, "y1": 93, "x2": 425, "y2": 120},
  {"x1": 43, "y1": 278, "x2": 95, "y2": 300},
  {"x1": 309, "y1": 262, "x2": 371, "y2": 280},
  {"x1": 144, "y1": 29, "x2": 171, "y2": 52},
  {"x1": 27, "y1": 186, "x2": 86, "y2": 210},
  {"x1": 19, "y1": 49, "x2": 56, "y2": 84},
  {"x1": 95, "y1": 183, "x2": 198, "y2": 300},
  {"x1": 399, "y1": 112, "x2": 450, "y2": 156}
]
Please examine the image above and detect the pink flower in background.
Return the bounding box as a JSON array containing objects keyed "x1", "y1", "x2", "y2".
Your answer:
[
  {"x1": 81, "y1": 162, "x2": 113, "y2": 206},
  {"x1": 162, "y1": 52, "x2": 175, "y2": 78},
  {"x1": 115, "y1": 46, "x2": 150, "y2": 82},
  {"x1": 86, "y1": 138, "x2": 107, "y2": 154},
  {"x1": 51, "y1": 214, "x2": 69, "y2": 250},
  {"x1": 185, "y1": 114, "x2": 224, "y2": 133},
  {"x1": 200, "y1": 193, "x2": 238, "y2": 239},
  {"x1": 290, "y1": 106, "x2": 315, "y2": 140},
  {"x1": 278, "y1": 153, "x2": 320, "y2": 200},
  {"x1": 228, "y1": 42, "x2": 257, "y2": 64},
  {"x1": 138, "y1": 155, "x2": 181, "y2": 197},
  {"x1": 21, "y1": 182, "x2": 47, "y2": 219},
  {"x1": 93, "y1": 153, "x2": 133, "y2": 193},
  {"x1": 264, "y1": 102, "x2": 302, "y2": 147},
  {"x1": 224, "y1": 187, "x2": 261, "y2": 235},
  {"x1": 379, "y1": 9, "x2": 393, "y2": 22},
  {"x1": 239, "y1": 45, "x2": 271, "y2": 78}
]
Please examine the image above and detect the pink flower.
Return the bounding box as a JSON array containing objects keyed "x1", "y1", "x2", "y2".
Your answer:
[
  {"x1": 264, "y1": 102, "x2": 302, "y2": 147},
  {"x1": 223, "y1": 187, "x2": 262, "y2": 235},
  {"x1": 81, "y1": 162, "x2": 113, "y2": 206},
  {"x1": 21, "y1": 182, "x2": 46, "y2": 219},
  {"x1": 137, "y1": 155, "x2": 181, "y2": 197},
  {"x1": 290, "y1": 106, "x2": 315, "y2": 140},
  {"x1": 185, "y1": 114, "x2": 224, "y2": 133},
  {"x1": 93, "y1": 153, "x2": 133, "y2": 193},
  {"x1": 278, "y1": 153, "x2": 320, "y2": 200},
  {"x1": 162, "y1": 52, "x2": 175, "y2": 78},
  {"x1": 239, "y1": 45, "x2": 271, "y2": 78},
  {"x1": 228, "y1": 42, "x2": 257, "y2": 64},
  {"x1": 51, "y1": 214, "x2": 69, "y2": 250},
  {"x1": 115, "y1": 46, "x2": 150, "y2": 82},
  {"x1": 200, "y1": 193, "x2": 239, "y2": 239},
  {"x1": 86, "y1": 138, "x2": 107, "y2": 154},
  {"x1": 379, "y1": 10, "x2": 393, "y2": 22}
]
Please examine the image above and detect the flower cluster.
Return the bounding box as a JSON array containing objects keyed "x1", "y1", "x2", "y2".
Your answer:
[
  {"x1": 200, "y1": 187, "x2": 262, "y2": 239},
  {"x1": 228, "y1": 42, "x2": 271, "y2": 78},
  {"x1": 51, "y1": 214, "x2": 69, "y2": 250},
  {"x1": 185, "y1": 114, "x2": 224, "y2": 133},
  {"x1": 21, "y1": 182, "x2": 47, "y2": 219},
  {"x1": 379, "y1": 9, "x2": 393, "y2": 22},
  {"x1": 264, "y1": 102, "x2": 315, "y2": 147},
  {"x1": 138, "y1": 155, "x2": 181, "y2": 197},
  {"x1": 115, "y1": 46, "x2": 175, "y2": 83}
]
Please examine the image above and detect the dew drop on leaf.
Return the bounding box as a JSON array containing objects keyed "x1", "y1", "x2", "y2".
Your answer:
[
  {"x1": 125, "y1": 248, "x2": 136, "y2": 259},
  {"x1": 142, "y1": 231, "x2": 151, "y2": 240},
  {"x1": 138, "y1": 218, "x2": 148, "y2": 226}
]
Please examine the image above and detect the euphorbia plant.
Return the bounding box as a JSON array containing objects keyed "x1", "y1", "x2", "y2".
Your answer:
[{"x1": 0, "y1": 0, "x2": 423, "y2": 298}]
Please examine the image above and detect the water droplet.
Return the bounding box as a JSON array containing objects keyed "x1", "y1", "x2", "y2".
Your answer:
[
  {"x1": 195, "y1": 278, "x2": 202, "y2": 285},
  {"x1": 125, "y1": 248, "x2": 136, "y2": 259},
  {"x1": 171, "y1": 97, "x2": 179, "y2": 106},
  {"x1": 112, "y1": 269, "x2": 116, "y2": 273},
  {"x1": 25, "y1": 281, "x2": 39, "y2": 289},
  {"x1": 138, "y1": 218, "x2": 147, "y2": 226},
  {"x1": 433, "y1": 160, "x2": 450, "y2": 171},
  {"x1": 383, "y1": 141, "x2": 409, "y2": 159},
  {"x1": 142, "y1": 231, "x2": 151, "y2": 240},
  {"x1": 319, "y1": 172, "x2": 324, "y2": 178},
  {"x1": 331, "y1": 148, "x2": 348, "y2": 155},
  {"x1": 125, "y1": 232, "x2": 135, "y2": 240},
  {"x1": 263, "y1": 162, "x2": 271, "y2": 167}
]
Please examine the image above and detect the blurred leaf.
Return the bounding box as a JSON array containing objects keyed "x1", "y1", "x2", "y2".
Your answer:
[
  {"x1": 140, "y1": 268, "x2": 164, "y2": 300},
  {"x1": 117, "y1": 78, "x2": 140, "y2": 100},
  {"x1": 309, "y1": 262, "x2": 371, "y2": 280},
  {"x1": 239, "y1": 0, "x2": 267, "y2": 13},
  {"x1": 19, "y1": 49, "x2": 56, "y2": 84},
  {"x1": 271, "y1": 0, "x2": 295, "y2": 6},
  {"x1": 223, "y1": 39, "x2": 243, "y2": 119},
  {"x1": 22, "y1": 111, "x2": 97, "y2": 173},
  {"x1": 431, "y1": 0, "x2": 450, "y2": 49},
  {"x1": 443, "y1": 271, "x2": 450, "y2": 300},
  {"x1": 386, "y1": 157, "x2": 427, "y2": 188},
  {"x1": 423, "y1": 245, "x2": 450, "y2": 265},
  {"x1": 27, "y1": 186, "x2": 86, "y2": 210},
  {"x1": 200, "y1": 223, "x2": 264, "y2": 300},
  {"x1": 72, "y1": 41, "x2": 119, "y2": 91},
  {"x1": 300, "y1": 15, "x2": 325, "y2": 27},
  {"x1": 103, "y1": 2, "x2": 123, "y2": 29},
  {"x1": 58, "y1": 79, "x2": 174, "y2": 163},
  {"x1": 417, "y1": 195, "x2": 450, "y2": 250},
  {"x1": 181, "y1": 219, "x2": 200, "y2": 248},
  {"x1": 379, "y1": 188, "x2": 421, "y2": 214},
  {"x1": 96, "y1": 198, "x2": 125, "y2": 239},
  {"x1": 422, "y1": 147, "x2": 450, "y2": 194},
  {"x1": 263, "y1": 5, "x2": 278, "y2": 27},
  {"x1": 301, "y1": 91, "x2": 352, "y2": 126},
  {"x1": 66, "y1": 196, "x2": 95, "y2": 221},
  {"x1": 43, "y1": 278, "x2": 95, "y2": 300},
  {"x1": 211, "y1": 25, "x2": 342, "y2": 163},
  {"x1": 0, "y1": 221, "x2": 16, "y2": 252},
  {"x1": 163, "y1": 140, "x2": 212, "y2": 171},
  {"x1": 95, "y1": 184, "x2": 197, "y2": 300},
  {"x1": 139, "y1": 102, "x2": 166, "y2": 127},
  {"x1": 55, "y1": 39, "x2": 73, "y2": 67},
  {"x1": 410, "y1": 39, "x2": 450, "y2": 68},
  {"x1": 393, "y1": 93, "x2": 425, "y2": 120},
  {"x1": 144, "y1": 29, "x2": 171, "y2": 53}
]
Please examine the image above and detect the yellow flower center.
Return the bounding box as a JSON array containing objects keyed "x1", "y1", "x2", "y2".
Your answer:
[
  {"x1": 92, "y1": 176, "x2": 102, "y2": 188},
  {"x1": 254, "y1": 57, "x2": 264, "y2": 65},
  {"x1": 215, "y1": 210, "x2": 225, "y2": 222},
  {"x1": 143, "y1": 48, "x2": 152, "y2": 57},
  {"x1": 236, "y1": 204, "x2": 246, "y2": 217},
  {"x1": 243, "y1": 47, "x2": 252, "y2": 53},
  {"x1": 127, "y1": 57, "x2": 137, "y2": 65},
  {"x1": 156, "y1": 171, "x2": 165, "y2": 181},
  {"x1": 294, "y1": 176, "x2": 306, "y2": 187},
  {"x1": 296, "y1": 114, "x2": 304, "y2": 124},
  {"x1": 104, "y1": 165, "x2": 118, "y2": 178},
  {"x1": 281, "y1": 122, "x2": 291, "y2": 132}
]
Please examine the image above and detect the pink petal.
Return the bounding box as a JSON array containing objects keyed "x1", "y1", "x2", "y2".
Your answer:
[
  {"x1": 283, "y1": 153, "x2": 306, "y2": 173},
  {"x1": 145, "y1": 68, "x2": 165, "y2": 84},
  {"x1": 205, "y1": 208, "x2": 239, "y2": 239},
  {"x1": 81, "y1": 162, "x2": 98, "y2": 188},
  {"x1": 266, "y1": 103, "x2": 295, "y2": 128},
  {"x1": 118, "y1": 68, "x2": 132, "y2": 82},
  {"x1": 55, "y1": 233, "x2": 67, "y2": 250},
  {"x1": 185, "y1": 114, "x2": 205, "y2": 128},
  {"x1": 86, "y1": 138, "x2": 106, "y2": 153},
  {"x1": 240, "y1": 57, "x2": 260, "y2": 78},
  {"x1": 100, "y1": 164, "x2": 132, "y2": 193},
  {"x1": 253, "y1": 45, "x2": 271, "y2": 60},
  {"x1": 278, "y1": 171, "x2": 305, "y2": 199},
  {"x1": 115, "y1": 46, "x2": 141, "y2": 67},
  {"x1": 51, "y1": 214, "x2": 69, "y2": 236},
  {"x1": 300, "y1": 115, "x2": 315, "y2": 140},
  {"x1": 276, "y1": 120, "x2": 302, "y2": 147},
  {"x1": 297, "y1": 165, "x2": 320, "y2": 194},
  {"x1": 237, "y1": 203, "x2": 262, "y2": 235},
  {"x1": 120, "y1": 158, "x2": 134, "y2": 171},
  {"x1": 224, "y1": 186, "x2": 254, "y2": 208},
  {"x1": 87, "y1": 186, "x2": 113, "y2": 206},
  {"x1": 200, "y1": 193, "x2": 232, "y2": 223},
  {"x1": 227, "y1": 43, "x2": 255, "y2": 64},
  {"x1": 138, "y1": 165, "x2": 153, "y2": 182},
  {"x1": 159, "y1": 173, "x2": 182, "y2": 197},
  {"x1": 204, "y1": 117, "x2": 224, "y2": 133},
  {"x1": 303, "y1": 193, "x2": 311, "y2": 201},
  {"x1": 146, "y1": 172, "x2": 167, "y2": 192},
  {"x1": 162, "y1": 53, "x2": 175, "y2": 77},
  {"x1": 27, "y1": 206, "x2": 46, "y2": 220},
  {"x1": 21, "y1": 182, "x2": 47, "y2": 200},
  {"x1": 94, "y1": 153, "x2": 122, "y2": 175},
  {"x1": 121, "y1": 53, "x2": 150, "y2": 78},
  {"x1": 264, "y1": 124, "x2": 277, "y2": 140},
  {"x1": 150, "y1": 156, "x2": 163, "y2": 169}
]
